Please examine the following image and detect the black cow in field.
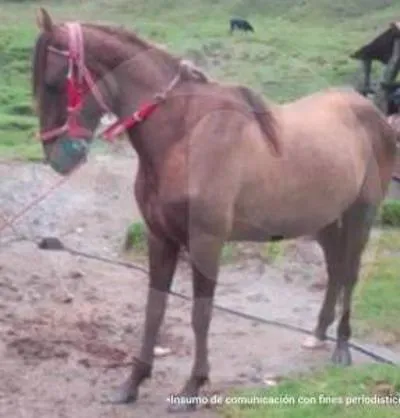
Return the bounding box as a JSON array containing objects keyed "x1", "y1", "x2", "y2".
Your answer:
[{"x1": 229, "y1": 18, "x2": 254, "y2": 34}]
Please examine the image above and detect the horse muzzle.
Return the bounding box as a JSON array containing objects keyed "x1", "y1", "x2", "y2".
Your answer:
[{"x1": 44, "y1": 135, "x2": 91, "y2": 175}]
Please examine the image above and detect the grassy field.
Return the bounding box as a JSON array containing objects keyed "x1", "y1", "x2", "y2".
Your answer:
[
  {"x1": 2, "y1": 2, "x2": 400, "y2": 417},
  {"x1": 353, "y1": 228, "x2": 400, "y2": 343},
  {"x1": 0, "y1": 0, "x2": 400, "y2": 159}
]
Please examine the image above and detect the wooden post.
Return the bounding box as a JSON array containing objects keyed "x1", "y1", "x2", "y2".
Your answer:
[
  {"x1": 375, "y1": 37, "x2": 400, "y2": 113},
  {"x1": 359, "y1": 59, "x2": 372, "y2": 95}
]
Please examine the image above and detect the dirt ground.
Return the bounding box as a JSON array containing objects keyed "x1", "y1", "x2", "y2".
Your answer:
[{"x1": 1, "y1": 145, "x2": 400, "y2": 418}]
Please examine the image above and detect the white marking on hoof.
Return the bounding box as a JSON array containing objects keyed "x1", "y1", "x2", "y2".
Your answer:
[
  {"x1": 302, "y1": 335, "x2": 326, "y2": 349},
  {"x1": 263, "y1": 374, "x2": 283, "y2": 387},
  {"x1": 153, "y1": 346, "x2": 172, "y2": 357}
]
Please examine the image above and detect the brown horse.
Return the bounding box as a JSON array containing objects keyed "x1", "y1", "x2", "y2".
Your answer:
[{"x1": 32, "y1": 8, "x2": 397, "y2": 411}]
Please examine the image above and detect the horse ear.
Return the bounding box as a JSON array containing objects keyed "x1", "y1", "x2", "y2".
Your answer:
[{"x1": 36, "y1": 7, "x2": 54, "y2": 33}]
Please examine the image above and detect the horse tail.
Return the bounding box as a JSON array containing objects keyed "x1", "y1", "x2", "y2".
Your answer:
[{"x1": 237, "y1": 86, "x2": 281, "y2": 156}]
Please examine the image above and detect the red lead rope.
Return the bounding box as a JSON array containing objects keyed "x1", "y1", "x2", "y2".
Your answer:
[{"x1": 102, "y1": 102, "x2": 159, "y2": 141}]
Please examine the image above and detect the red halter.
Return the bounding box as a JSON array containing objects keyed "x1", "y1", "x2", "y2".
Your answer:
[{"x1": 38, "y1": 22, "x2": 160, "y2": 142}]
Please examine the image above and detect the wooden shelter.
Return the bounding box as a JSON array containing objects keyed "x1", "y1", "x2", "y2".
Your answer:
[
  {"x1": 351, "y1": 22, "x2": 400, "y2": 115},
  {"x1": 351, "y1": 22, "x2": 400, "y2": 64},
  {"x1": 351, "y1": 22, "x2": 400, "y2": 185}
]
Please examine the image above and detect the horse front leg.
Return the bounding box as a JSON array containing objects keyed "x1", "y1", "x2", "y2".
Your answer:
[
  {"x1": 110, "y1": 233, "x2": 180, "y2": 404},
  {"x1": 168, "y1": 232, "x2": 222, "y2": 413}
]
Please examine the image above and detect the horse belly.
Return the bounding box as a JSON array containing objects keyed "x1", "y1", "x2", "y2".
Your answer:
[
  {"x1": 231, "y1": 164, "x2": 363, "y2": 240},
  {"x1": 230, "y1": 211, "x2": 335, "y2": 241}
]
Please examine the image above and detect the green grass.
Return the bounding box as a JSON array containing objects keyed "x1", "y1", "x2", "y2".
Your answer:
[
  {"x1": 0, "y1": 114, "x2": 40, "y2": 160},
  {"x1": 2, "y1": 5, "x2": 399, "y2": 417},
  {"x1": 262, "y1": 241, "x2": 284, "y2": 264},
  {"x1": 1, "y1": 0, "x2": 400, "y2": 159},
  {"x1": 221, "y1": 364, "x2": 400, "y2": 418},
  {"x1": 352, "y1": 228, "x2": 400, "y2": 343},
  {"x1": 380, "y1": 200, "x2": 400, "y2": 227},
  {"x1": 123, "y1": 221, "x2": 148, "y2": 252},
  {"x1": 355, "y1": 254, "x2": 400, "y2": 338}
]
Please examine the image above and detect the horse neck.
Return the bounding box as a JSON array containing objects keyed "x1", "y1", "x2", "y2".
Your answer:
[
  {"x1": 117, "y1": 48, "x2": 180, "y2": 173},
  {"x1": 82, "y1": 25, "x2": 179, "y2": 109},
  {"x1": 87, "y1": 27, "x2": 180, "y2": 170},
  {"x1": 113, "y1": 46, "x2": 179, "y2": 114}
]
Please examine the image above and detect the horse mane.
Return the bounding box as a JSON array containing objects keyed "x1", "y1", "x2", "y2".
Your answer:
[
  {"x1": 85, "y1": 23, "x2": 152, "y2": 51},
  {"x1": 236, "y1": 85, "x2": 281, "y2": 156},
  {"x1": 85, "y1": 24, "x2": 211, "y2": 84}
]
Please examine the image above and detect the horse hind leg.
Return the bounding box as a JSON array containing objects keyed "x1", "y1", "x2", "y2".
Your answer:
[
  {"x1": 304, "y1": 202, "x2": 376, "y2": 366},
  {"x1": 331, "y1": 202, "x2": 376, "y2": 366}
]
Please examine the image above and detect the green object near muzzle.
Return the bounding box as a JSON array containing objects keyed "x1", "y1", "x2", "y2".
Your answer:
[{"x1": 46, "y1": 136, "x2": 90, "y2": 175}]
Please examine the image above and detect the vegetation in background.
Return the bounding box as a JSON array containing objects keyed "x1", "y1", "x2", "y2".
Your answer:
[
  {"x1": 1, "y1": 0, "x2": 399, "y2": 159},
  {"x1": 2, "y1": 4, "x2": 400, "y2": 416},
  {"x1": 379, "y1": 200, "x2": 400, "y2": 227},
  {"x1": 353, "y1": 227, "x2": 400, "y2": 343}
]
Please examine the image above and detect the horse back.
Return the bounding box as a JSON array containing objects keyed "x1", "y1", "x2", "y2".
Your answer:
[{"x1": 278, "y1": 88, "x2": 397, "y2": 200}]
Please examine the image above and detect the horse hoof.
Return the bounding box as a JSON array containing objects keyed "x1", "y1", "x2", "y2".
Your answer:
[
  {"x1": 302, "y1": 335, "x2": 326, "y2": 349},
  {"x1": 331, "y1": 345, "x2": 352, "y2": 366},
  {"x1": 103, "y1": 381, "x2": 138, "y2": 404}
]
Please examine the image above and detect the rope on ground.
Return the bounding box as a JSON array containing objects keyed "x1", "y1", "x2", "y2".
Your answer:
[{"x1": 42, "y1": 241, "x2": 396, "y2": 366}]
